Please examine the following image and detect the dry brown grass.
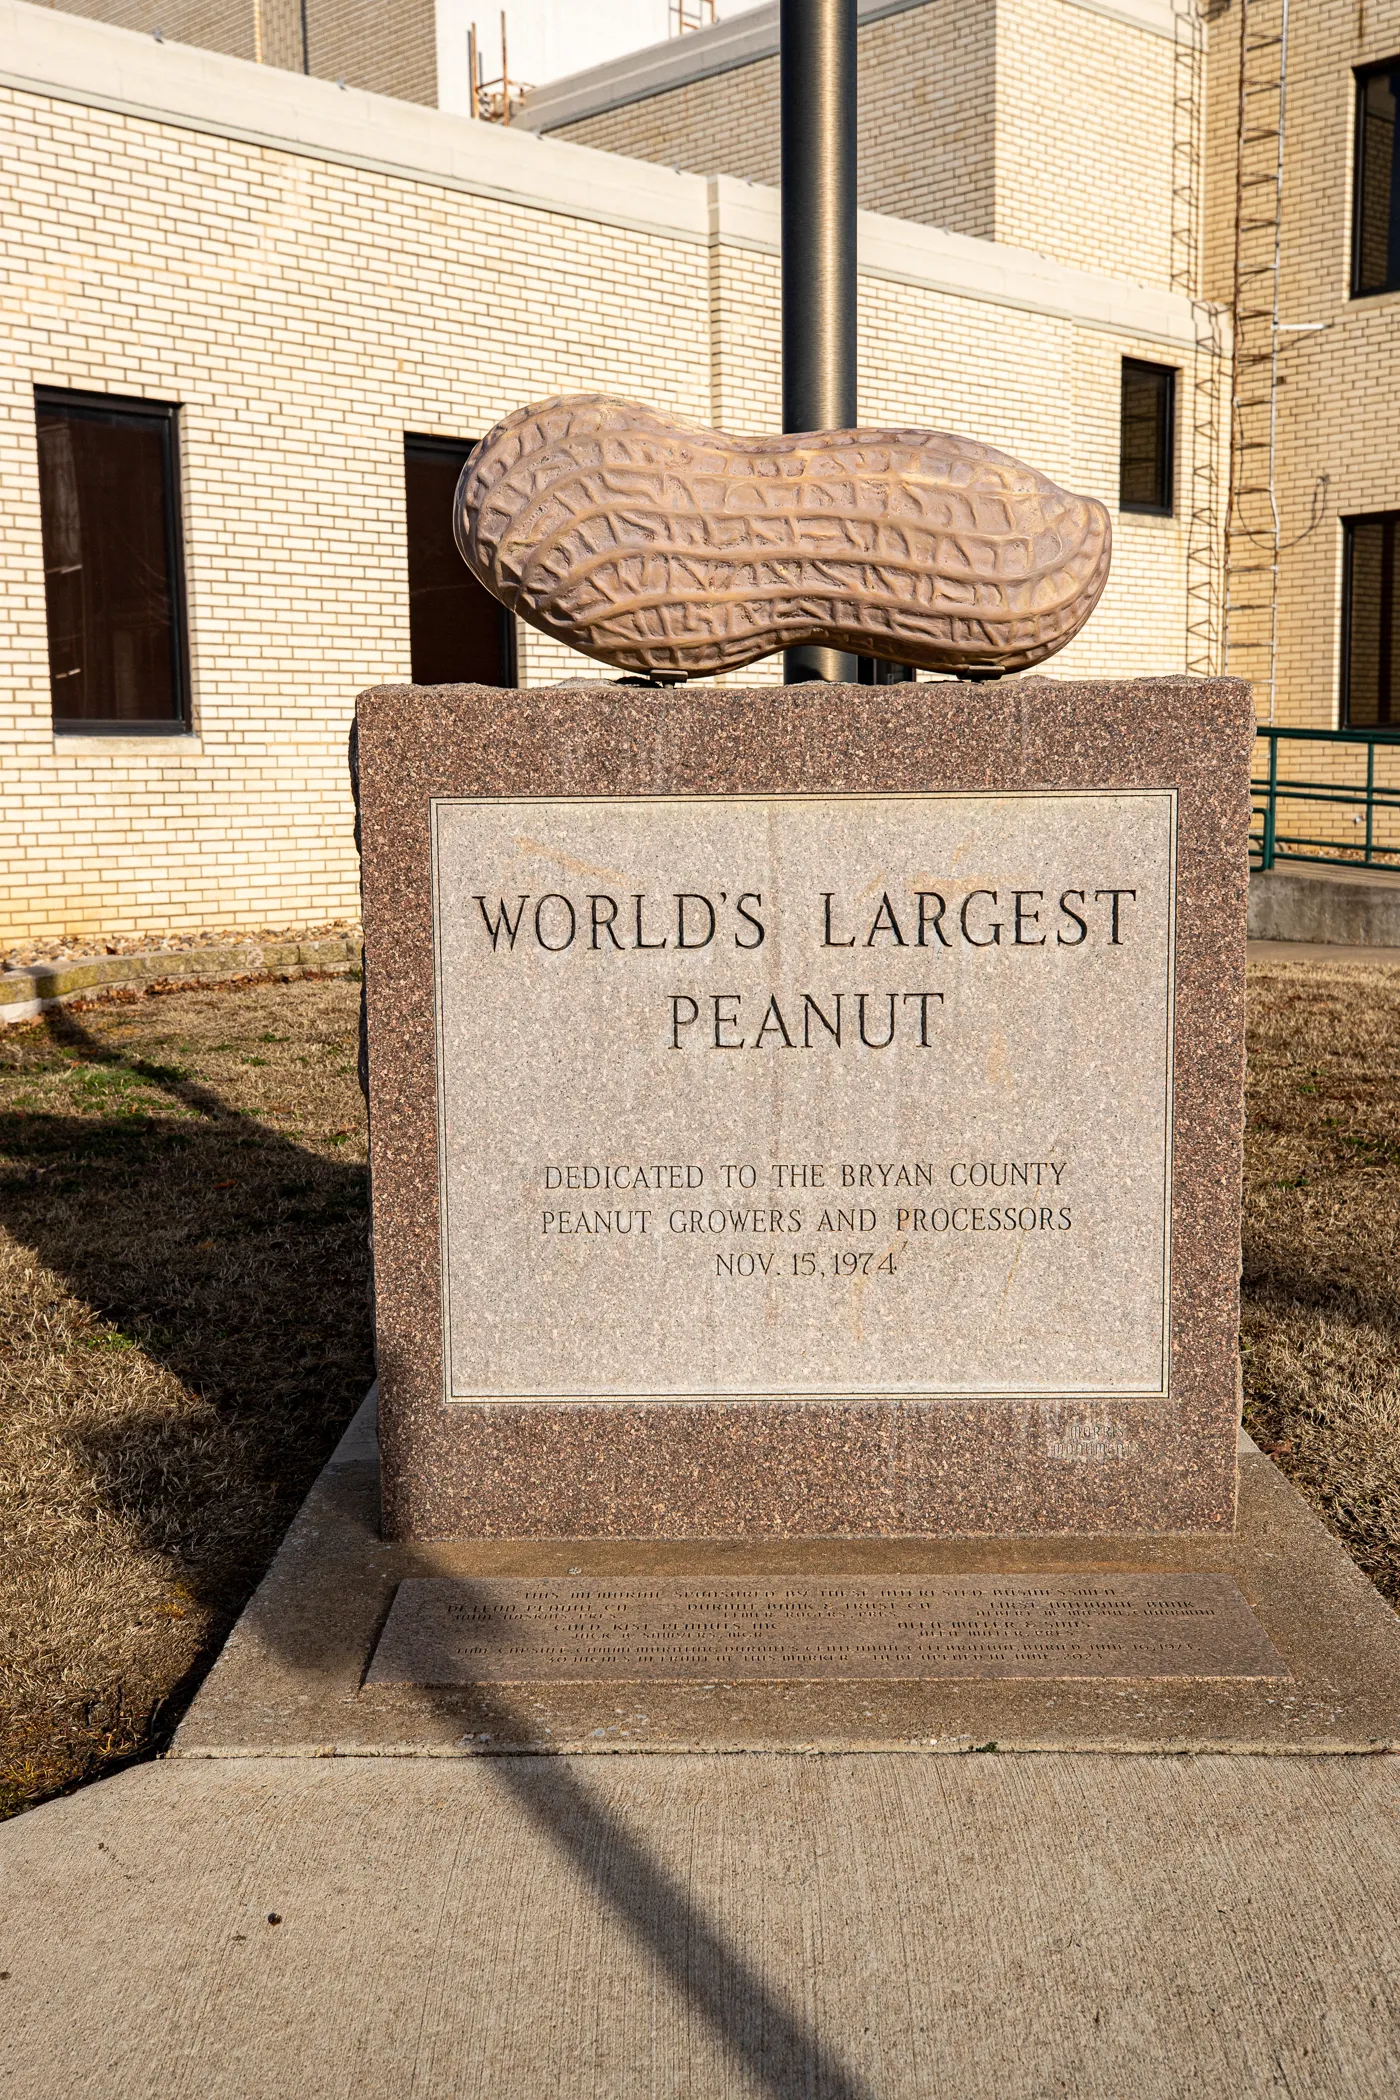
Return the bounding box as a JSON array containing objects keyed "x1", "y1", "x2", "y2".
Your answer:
[
  {"x1": 1242, "y1": 960, "x2": 1400, "y2": 1606},
  {"x1": 0, "y1": 978, "x2": 371, "y2": 1818},
  {"x1": 0, "y1": 960, "x2": 1396, "y2": 1820}
]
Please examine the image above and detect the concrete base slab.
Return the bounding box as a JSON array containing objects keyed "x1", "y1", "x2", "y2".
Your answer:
[
  {"x1": 172, "y1": 1394, "x2": 1400, "y2": 1756},
  {"x1": 3, "y1": 1750, "x2": 1400, "y2": 2099}
]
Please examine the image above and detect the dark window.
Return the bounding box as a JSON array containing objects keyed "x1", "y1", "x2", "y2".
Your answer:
[
  {"x1": 1353, "y1": 60, "x2": 1400, "y2": 297},
  {"x1": 404, "y1": 435, "x2": 515, "y2": 685},
  {"x1": 1119, "y1": 360, "x2": 1175, "y2": 514},
  {"x1": 1342, "y1": 512, "x2": 1400, "y2": 726},
  {"x1": 35, "y1": 388, "x2": 189, "y2": 733}
]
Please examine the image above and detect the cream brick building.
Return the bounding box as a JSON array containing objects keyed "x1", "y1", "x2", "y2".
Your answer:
[
  {"x1": 27, "y1": 0, "x2": 439, "y2": 104},
  {"x1": 537, "y1": 0, "x2": 1179, "y2": 289},
  {"x1": 4, "y1": 0, "x2": 1217, "y2": 939},
  {"x1": 535, "y1": 0, "x2": 1400, "y2": 745},
  {"x1": 1202, "y1": 0, "x2": 1400, "y2": 742}
]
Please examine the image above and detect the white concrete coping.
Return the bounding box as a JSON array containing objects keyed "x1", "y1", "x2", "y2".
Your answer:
[
  {"x1": 708, "y1": 177, "x2": 1212, "y2": 352},
  {"x1": 0, "y1": 933, "x2": 363, "y2": 1025},
  {"x1": 522, "y1": 0, "x2": 1179, "y2": 135},
  {"x1": 0, "y1": 0, "x2": 1208, "y2": 348},
  {"x1": 0, "y1": 0, "x2": 708, "y2": 246}
]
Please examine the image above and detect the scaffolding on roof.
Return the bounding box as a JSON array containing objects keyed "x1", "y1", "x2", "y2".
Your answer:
[
  {"x1": 1223, "y1": 0, "x2": 1290, "y2": 720},
  {"x1": 467, "y1": 11, "x2": 533, "y2": 125},
  {"x1": 1170, "y1": 0, "x2": 1226, "y2": 678}
]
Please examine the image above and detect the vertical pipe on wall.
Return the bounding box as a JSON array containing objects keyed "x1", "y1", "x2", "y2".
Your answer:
[{"x1": 780, "y1": 0, "x2": 858, "y2": 684}]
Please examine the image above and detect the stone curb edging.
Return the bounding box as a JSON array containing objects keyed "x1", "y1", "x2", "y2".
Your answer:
[
  {"x1": 1248, "y1": 866, "x2": 1400, "y2": 947},
  {"x1": 0, "y1": 935, "x2": 363, "y2": 1025}
]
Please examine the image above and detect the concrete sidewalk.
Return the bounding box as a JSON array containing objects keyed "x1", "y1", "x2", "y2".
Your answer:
[
  {"x1": 5, "y1": 1401, "x2": 1400, "y2": 2096},
  {"x1": 3, "y1": 1749, "x2": 1400, "y2": 2098}
]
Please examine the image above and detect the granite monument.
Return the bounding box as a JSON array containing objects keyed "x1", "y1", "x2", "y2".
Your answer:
[{"x1": 357, "y1": 674, "x2": 1252, "y2": 1541}]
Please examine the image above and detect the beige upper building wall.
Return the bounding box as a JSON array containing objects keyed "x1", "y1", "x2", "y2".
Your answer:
[
  {"x1": 992, "y1": 0, "x2": 1176, "y2": 284},
  {"x1": 544, "y1": 3, "x2": 999, "y2": 244},
  {"x1": 539, "y1": 0, "x2": 1180, "y2": 287},
  {"x1": 0, "y1": 0, "x2": 1211, "y2": 942},
  {"x1": 26, "y1": 0, "x2": 438, "y2": 104},
  {"x1": 299, "y1": 0, "x2": 436, "y2": 106}
]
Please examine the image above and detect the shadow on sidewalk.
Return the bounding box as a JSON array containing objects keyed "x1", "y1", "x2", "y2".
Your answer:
[
  {"x1": 477, "y1": 1736, "x2": 877, "y2": 2100},
  {"x1": 4, "y1": 1009, "x2": 870, "y2": 2090}
]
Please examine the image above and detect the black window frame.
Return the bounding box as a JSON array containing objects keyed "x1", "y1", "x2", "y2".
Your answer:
[
  {"x1": 35, "y1": 385, "x2": 192, "y2": 736},
  {"x1": 1352, "y1": 57, "x2": 1400, "y2": 300},
  {"x1": 857, "y1": 656, "x2": 917, "y2": 684},
  {"x1": 403, "y1": 432, "x2": 517, "y2": 688},
  {"x1": 1118, "y1": 359, "x2": 1177, "y2": 517},
  {"x1": 1341, "y1": 509, "x2": 1400, "y2": 727}
]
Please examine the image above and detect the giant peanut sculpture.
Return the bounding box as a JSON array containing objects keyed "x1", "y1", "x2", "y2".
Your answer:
[{"x1": 455, "y1": 394, "x2": 1111, "y2": 680}]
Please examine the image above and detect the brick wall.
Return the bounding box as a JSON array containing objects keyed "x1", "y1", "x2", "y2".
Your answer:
[
  {"x1": 552, "y1": 0, "x2": 1177, "y2": 285},
  {"x1": 300, "y1": 0, "x2": 435, "y2": 105},
  {"x1": 0, "y1": 67, "x2": 711, "y2": 939},
  {"x1": 556, "y1": 4, "x2": 999, "y2": 243},
  {"x1": 993, "y1": 0, "x2": 1176, "y2": 284},
  {"x1": 29, "y1": 0, "x2": 438, "y2": 102},
  {"x1": 1203, "y1": 0, "x2": 1400, "y2": 861},
  {"x1": 29, "y1": 0, "x2": 255, "y2": 60},
  {"x1": 0, "y1": 6, "x2": 1213, "y2": 941}
]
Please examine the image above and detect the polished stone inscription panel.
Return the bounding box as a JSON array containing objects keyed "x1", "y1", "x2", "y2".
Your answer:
[
  {"x1": 432, "y1": 791, "x2": 1175, "y2": 1403},
  {"x1": 365, "y1": 1574, "x2": 1286, "y2": 1684}
]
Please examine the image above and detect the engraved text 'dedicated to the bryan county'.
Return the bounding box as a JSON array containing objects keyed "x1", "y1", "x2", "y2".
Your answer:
[
  {"x1": 432, "y1": 791, "x2": 1175, "y2": 1406},
  {"x1": 356, "y1": 679, "x2": 1252, "y2": 1539}
]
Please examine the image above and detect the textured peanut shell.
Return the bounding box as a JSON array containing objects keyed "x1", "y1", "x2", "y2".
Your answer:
[{"x1": 455, "y1": 394, "x2": 1112, "y2": 678}]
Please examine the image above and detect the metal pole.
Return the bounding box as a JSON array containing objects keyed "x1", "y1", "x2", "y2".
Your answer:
[{"x1": 781, "y1": 0, "x2": 857, "y2": 684}]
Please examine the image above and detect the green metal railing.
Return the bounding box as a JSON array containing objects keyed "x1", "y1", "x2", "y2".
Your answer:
[{"x1": 1252, "y1": 725, "x2": 1400, "y2": 871}]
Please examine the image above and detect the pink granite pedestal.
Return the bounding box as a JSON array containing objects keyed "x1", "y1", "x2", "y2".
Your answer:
[{"x1": 357, "y1": 676, "x2": 1252, "y2": 1541}]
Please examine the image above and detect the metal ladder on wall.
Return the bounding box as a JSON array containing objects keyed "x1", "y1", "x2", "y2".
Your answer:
[
  {"x1": 1170, "y1": 0, "x2": 1225, "y2": 676},
  {"x1": 1223, "y1": 0, "x2": 1290, "y2": 720}
]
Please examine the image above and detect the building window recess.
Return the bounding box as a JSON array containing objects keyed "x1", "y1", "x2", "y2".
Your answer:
[
  {"x1": 1353, "y1": 60, "x2": 1400, "y2": 298},
  {"x1": 1342, "y1": 513, "x2": 1400, "y2": 728},
  {"x1": 404, "y1": 436, "x2": 516, "y2": 685},
  {"x1": 35, "y1": 388, "x2": 190, "y2": 734},
  {"x1": 1119, "y1": 360, "x2": 1176, "y2": 516}
]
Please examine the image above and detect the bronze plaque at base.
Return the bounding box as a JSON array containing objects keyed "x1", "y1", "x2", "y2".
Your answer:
[
  {"x1": 357, "y1": 677, "x2": 1253, "y2": 1540},
  {"x1": 363, "y1": 1574, "x2": 1286, "y2": 1685}
]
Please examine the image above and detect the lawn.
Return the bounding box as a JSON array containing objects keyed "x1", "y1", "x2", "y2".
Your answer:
[
  {"x1": 0, "y1": 979, "x2": 372, "y2": 1818},
  {"x1": 0, "y1": 959, "x2": 1397, "y2": 1818},
  {"x1": 1240, "y1": 959, "x2": 1400, "y2": 1605}
]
